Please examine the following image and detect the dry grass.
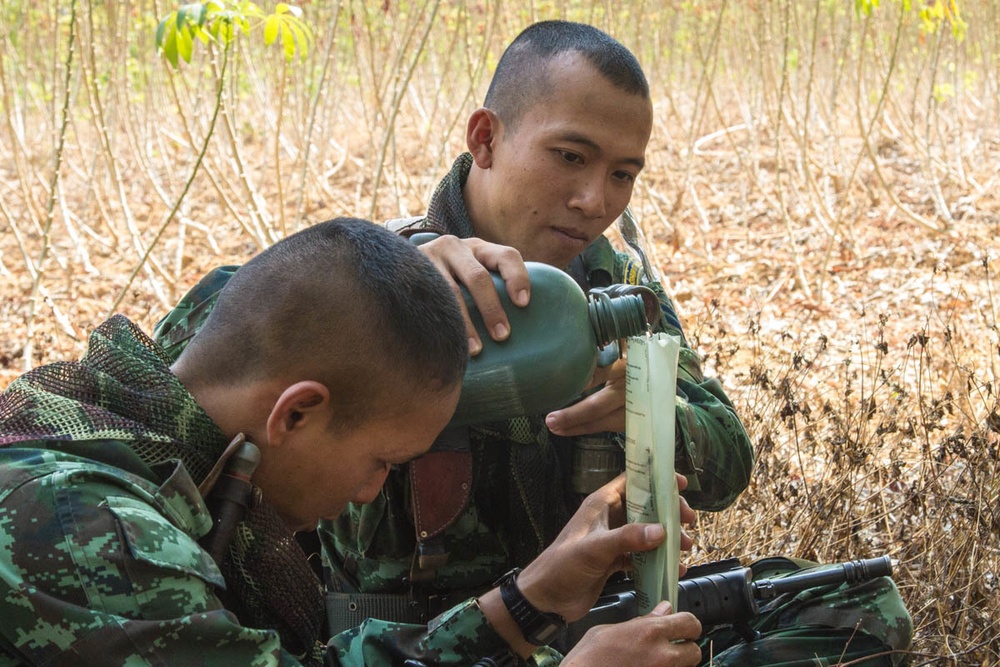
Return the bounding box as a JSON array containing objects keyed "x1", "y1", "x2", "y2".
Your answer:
[{"x1": 1, "y1": 1, "x2": 997, "y2": 663}]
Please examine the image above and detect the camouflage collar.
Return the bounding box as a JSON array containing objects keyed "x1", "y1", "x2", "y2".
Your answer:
[{"x1": 426, "y1": 153, "x2": 476, "y2": 238}]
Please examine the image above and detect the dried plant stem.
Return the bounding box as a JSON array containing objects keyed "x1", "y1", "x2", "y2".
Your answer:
[
  {"x1": 0, "y1": 18, "x2": 47, "y2": 239},
  {"x1": 682, "y1": 0, "x2": 724, "y2": 214},
  {"x1": 22, "y1": 0, "x2": 77, "y2": 372},
  {"x1": 796, "y1": 0, "x2": 839, "y2": 245},
  {"x1": 80, "y1": 1, "x2": 172, "y2": 304},
  {"x1": 921, "y1": 28, "x2": 954, "y2": 222},
  {"x1": 293, "y1": 2, "x2": 343, "y2": 227},
  {"x1": 164, "y1": 57, "x2": 255, "y2": 251},
  {"x1": 274, "y1": 58, "x2": 289, "y2": 237},
  {"x1": 368, "y1": 0, "x2": 441, "y2": 220},
  {"x1": 212, "y1": 47, "x2": 273, "y2": 247},
  {"x1": 108, "y1": 43, "x2": 231, "y2": 315},
  {"x1": 0, "y1": 191, "x2": 35, "y2": 279},
  {"x1": 426, "y1": 3, "x2": 490, "y2": 178},
  {"x1": 852, "y1": 9, "x2": 945, "y2": 236},
  {"x1": 773, "y1": 0, "x2": 814, "y2": 301}
]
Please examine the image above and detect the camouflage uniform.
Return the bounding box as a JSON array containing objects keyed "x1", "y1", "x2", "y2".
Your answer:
[
  {"x1": 153, "y1": 155, "x2": 911, "y2": 665},
  {"x1": 315, "y1": 155, "x2": 753, "y2": 591},
  {"x1": 0, "y1": 316, "x2": 526, "y2": 666},
  {"x1": 153, "y1": 153, "x2": 753, "y2": 592}
]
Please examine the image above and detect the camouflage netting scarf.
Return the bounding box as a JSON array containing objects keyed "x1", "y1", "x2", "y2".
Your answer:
[{"x1": 0, "y1": 316, "x2": 325, "y2": 664}]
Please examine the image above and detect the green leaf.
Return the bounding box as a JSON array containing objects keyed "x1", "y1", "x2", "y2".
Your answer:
[
  {"x1": 220, "y1": 19, "x2": 235, "y2": 44},
  {"x1": 176, "y1": 3, "x2": 208, "y2": 31},
  {"x1": 854, "y1": 0, "x2": 880, "y2": 17},
  {"x1": 162, "y1": 19, "x2": 180, "y2": 67},
  {"x1": 276, "y1": 3, "x2": 303, "y2": 18},
  {"x1": 240, "y1": 1, "x2": 266, "y2": 19},
  {"x1": 177, "y1": 20, "x2": 194, "y2": 63},
  {"x1": 951, "y1": 17, "x2": 968, "y2": 42},
  {"x1": 281, "y1": 21, "x2": 294, "y2": 60},
  {"x1": 287, "y1": 20, "x2": 310, "y2": 59},
  {"x1": 210, "y1": 17, "x2": 234, "y2": 44},
  {"x1": 155, "y1": 13, "x2": 170, "y2": 50},
  {"x1": 158, "y1": 0, "x2": 313, "y2": 66},
  {"x1": 264, "y1": 14, "x2": 279, "y2": 46}
]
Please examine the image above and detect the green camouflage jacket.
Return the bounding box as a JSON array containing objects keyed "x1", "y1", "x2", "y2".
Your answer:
[
  {"x1": 0, "y1": 317, "x2": 521, "y2": 666},
  {"x1": 152, "y1": 154, "x2": 752, "y2": 627},
  {"x1": 150, "y1": 158, "x2": 912, "y2": 666}
]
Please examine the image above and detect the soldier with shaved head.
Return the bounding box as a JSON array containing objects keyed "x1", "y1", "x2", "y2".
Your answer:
[
  {"x1": 153, "y1": 21, "x2": 911, "y2": 667},
  {"x1": 0, "y1": 219, "x2": 707, "y2": 666}
]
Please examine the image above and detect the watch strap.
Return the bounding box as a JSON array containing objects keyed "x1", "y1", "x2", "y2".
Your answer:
[{"x1": 497, "y1": 568, "x2": 566, "y2": 646}]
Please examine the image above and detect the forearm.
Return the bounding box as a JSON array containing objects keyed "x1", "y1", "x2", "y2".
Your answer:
[{"x1": 674, "y1": 373, "x2": 754, "y2": 511}]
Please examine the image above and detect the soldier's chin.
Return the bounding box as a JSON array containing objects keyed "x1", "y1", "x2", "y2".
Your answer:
[
  {"x1": 286, "y1": 507, "x2": 346, "y2": 532},
  {"x1": 280, "y1": 510, "x2": 317, "y2": 533}
]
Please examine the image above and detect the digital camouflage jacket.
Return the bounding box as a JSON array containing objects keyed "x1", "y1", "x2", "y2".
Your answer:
[
  {"x1": 323, "y1": 158, "x2": 913, "y2": 666},
  {"x1": 151, "y1": 156, "x2": 912, "y2": 666},
  {"x1": 152, "y1": 153, "x2": 753, "y2": 616},
  {"x1": 0, "y1": 317, "x2": 522, "y2": 666}
]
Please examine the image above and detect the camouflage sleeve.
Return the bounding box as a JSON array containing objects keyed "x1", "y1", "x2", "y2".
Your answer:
[
  {"x1": 0, "y1": 459, "x2": 307, "y2": 666},
  {"x1": 615, "y1": 254, "x2": 754, "y2": 512},
  {"x1": 153, "y1": 266, "x2": 240, "y2": 363},
  {"x1": 328, "y1": 598, "x2": 534, "y2": 666}
]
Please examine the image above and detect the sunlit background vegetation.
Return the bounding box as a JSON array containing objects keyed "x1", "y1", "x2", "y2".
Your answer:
[{"x1": 1, "y1": 1, "x2": 997, "y2": 662}]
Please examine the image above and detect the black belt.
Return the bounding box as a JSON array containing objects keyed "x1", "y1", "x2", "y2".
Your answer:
[{"x1": 325, "y1": 590, "x2": 476, "y2": 637}]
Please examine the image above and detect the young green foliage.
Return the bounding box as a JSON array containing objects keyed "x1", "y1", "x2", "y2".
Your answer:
[
  {"x1": 919, "y1": 0, "x2": 967, "y2": 41},
  {"x1": 854, "y1": 0, "x2": 966, "y2": 41},
  {"x1": 155, "y1": 1, "x2": 312, "y2": 68}
]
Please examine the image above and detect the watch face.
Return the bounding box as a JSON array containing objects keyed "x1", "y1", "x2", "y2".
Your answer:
[{"x1": 527, "y1": 619, "x2": 564, "y2": 646}]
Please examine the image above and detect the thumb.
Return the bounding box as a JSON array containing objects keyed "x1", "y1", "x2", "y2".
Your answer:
[
  {"x1": 649, "y1": 600, "x2": 673, "y2": 616},
  {"x1": 615, "y1": 522, "x2": 666, "y2": 555},
  {"x1": 580, "y1": 522, "x2": 665, "y2": 572}
]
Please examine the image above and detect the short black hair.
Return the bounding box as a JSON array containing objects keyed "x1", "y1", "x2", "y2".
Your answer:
[
  {"x1": 179, "y1": 218, "x2": 467, "y2": 429},
  {"x1": 484, "y1": 20, "x2": 649, "y2": 130}
]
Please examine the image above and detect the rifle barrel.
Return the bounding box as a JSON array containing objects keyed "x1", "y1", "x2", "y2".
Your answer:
[{"x1": 752, "y1": 556, "x2": 892, "y2": 601}]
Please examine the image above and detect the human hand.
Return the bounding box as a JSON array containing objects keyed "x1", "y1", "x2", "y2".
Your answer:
[
  {"x1": 477, "y1": 473, "x2": 697, "y2": 657},
  {"x1": 544, "y1": 356, "x2": 627, "y2": 435},
  {"x1": 561, "y1": 601, "x2": 702, "y2": 667},
  {"x1": 515, "y1": 473, "x2": 695, "y2": 623},
  {"x1": 417, "y1": 235, "x2": 530, "y2": 355}
]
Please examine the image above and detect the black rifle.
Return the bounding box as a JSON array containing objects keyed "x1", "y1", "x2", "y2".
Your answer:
[
  {"x1": 676, "y1": 555, "x2": 892, "y2": 642},
  {"x1": 552, "y1": 555, "x2": 894, "y2": 652}
]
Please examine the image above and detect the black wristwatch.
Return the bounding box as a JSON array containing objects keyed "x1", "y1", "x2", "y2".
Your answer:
[{"x1": 496, "y1": 568, "x2": 566, "y2": 646}]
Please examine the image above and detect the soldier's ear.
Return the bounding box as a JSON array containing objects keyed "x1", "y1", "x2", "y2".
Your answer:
[
  {"x1": 266, "y1": 381, "x2": 330, "y2": 447},
  {"x1": 466, "y1": 108, "x2": 501, "y2": 168}
]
